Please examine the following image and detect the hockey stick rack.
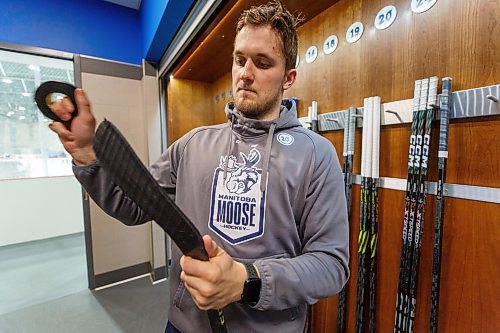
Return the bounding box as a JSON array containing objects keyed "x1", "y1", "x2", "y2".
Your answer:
[
  {"x1": 313, "y1": 83, "x2": 499, "y2": 131},
  {"x1": 301, "y1": 83, "x2": 500, "y2": 205}
]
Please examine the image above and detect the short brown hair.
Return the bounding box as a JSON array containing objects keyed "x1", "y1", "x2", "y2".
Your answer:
[{"x1": 236, "y1": 1, "x2": 302, "y2": 71}]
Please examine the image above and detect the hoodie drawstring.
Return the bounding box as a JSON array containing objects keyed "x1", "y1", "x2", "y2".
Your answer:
[
  {"x1": 223, "y1": 116, "x2": 234, "y2": 183},
  {"x1": 260, "y1": 123, "x2": 276, "y2": 192}
]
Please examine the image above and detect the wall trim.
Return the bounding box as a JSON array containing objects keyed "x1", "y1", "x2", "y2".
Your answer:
[
  {"x1": 144, "y1": 60, "x2": 157, "y2": 77},
  {"x1": 0, "y1": 42, "x2": 74, "y2": 60},
  {"x1": 351, "y1": 175, "x2": 500, "y2": 204},
  {"x1": 94, "y1": 262, "x2": 151, "y2": 289},
  {"x1": 152, "y1": 265, "x2": 167, "y2": 282},
  {"x1": 80, "y1": 55, "x2": 143, "y2": 80}
]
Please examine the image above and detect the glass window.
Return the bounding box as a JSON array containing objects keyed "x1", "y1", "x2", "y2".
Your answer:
[{"x1": 0, "y1": 50, "x2": 74, "y2": 179}]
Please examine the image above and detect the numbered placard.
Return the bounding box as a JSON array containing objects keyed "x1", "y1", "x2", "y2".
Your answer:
[
  {"x1": 375, "y1": 5, "x2": 397, "y2": 30},
  {"x1": 411, "y1": 0, "x2": 437, "y2": 14},
  {"x1": 346, "y1": 22, "x2": 364, "y2": 44},
  {"x1": 323, "y1": 35, "x2": 339, "y2": 55},
  {"x1": 305, "y1": 46, "x2": 318, "y2": 63}
]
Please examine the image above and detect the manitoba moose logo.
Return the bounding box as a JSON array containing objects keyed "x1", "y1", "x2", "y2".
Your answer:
[{"x1": 208, "y1": 148, "x2": 267, "y2": 244}]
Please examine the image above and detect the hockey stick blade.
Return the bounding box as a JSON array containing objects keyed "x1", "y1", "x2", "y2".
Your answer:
[{"x1": 93, "y1": 119, "x2": 227, "y2": 333}]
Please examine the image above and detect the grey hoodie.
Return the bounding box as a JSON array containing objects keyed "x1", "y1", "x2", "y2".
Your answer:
[{"x1": 74, "y1": 100, "x2": 349, "y2": 333}]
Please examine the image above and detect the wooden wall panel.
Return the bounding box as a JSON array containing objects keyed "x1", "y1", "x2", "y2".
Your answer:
[
  {"x1": 286, "y1": 0, "x2": 500, "y2": 116},
  {"x1": 168, "y1": 78, "x2": 215, "y2": 142},
  {"x1": 446, "y1": 116, "x2": 500, "y2": 187},
  {"x1": 325, "y1": 116, "x2": 500, "y2": 188},
  {"x1": 313, "y1": 188, "x2": 499, "y2": 333},
  {"x1": 174, "y1": 0, "x2": 340, "y2": 82},
  {"x1": 438, "y1": 198, "x2": 499, "y2": 332},
  {"x1": 212, "y1": 72, "x2": 232, "y2": 124},
  {"x1": 321, "y1": 121, "x2": 498, "y2": 332},
  {"x1": 168, "y1": 74, "x2": 234, "y2": 142}
]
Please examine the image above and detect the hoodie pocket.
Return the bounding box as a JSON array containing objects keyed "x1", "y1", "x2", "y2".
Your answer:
[{"x1": 173, "y1": 281, "x2": 187, "y2": 310}]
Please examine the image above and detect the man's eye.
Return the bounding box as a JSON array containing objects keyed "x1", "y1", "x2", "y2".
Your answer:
[
  {"x1": 257, "y1": 62, "x2": 270, "y2": 69},
  {"x1": 235, "y1": 58, "x2": 245, "y2": 66}
]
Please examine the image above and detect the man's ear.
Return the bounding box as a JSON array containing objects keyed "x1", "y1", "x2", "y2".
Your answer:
[{"x1": 282, "y1": 69, "x2": 297, "y2": 91}]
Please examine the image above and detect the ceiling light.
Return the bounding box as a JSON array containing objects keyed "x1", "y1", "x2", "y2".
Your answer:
[
  {"x1": 22, "y1": 92, "x2": 30, "y2": 97},
  {"x1": 29, "y1": 65, "x2": 39, "y2": 71},
  {"x1": 7, "y1": 111, "x2": 14, "y2": 117},
  {"x1": 170, "y1": 75, "x2": 174, "y2": 80},
  {"x1": 18, "y1": 106, "x2": 26, "y2": 111},
  {"x1": 2, "y1": 78, "x2": 13, "y2": 84},
  {"x1": 19, "y1": 116, "x2": 26, "y2": 120}
]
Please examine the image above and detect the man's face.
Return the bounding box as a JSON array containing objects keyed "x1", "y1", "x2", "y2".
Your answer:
[{"x1": 232, "y1": 25, "x2": 296, "y2": 121}]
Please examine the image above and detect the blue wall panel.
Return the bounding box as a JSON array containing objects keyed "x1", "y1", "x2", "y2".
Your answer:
[
  {"x1": 140, "y1": 0, "x2": 169, "y2": 62},
  {"x1": 142, "y1": 0, "x2": 195, "y2": 63},
  {"x1": 0, "y1": 0, "x2": 194, "y2": 65},
  {"x1": 0, "y1": 0, "x2": 143, "y2": 64}
]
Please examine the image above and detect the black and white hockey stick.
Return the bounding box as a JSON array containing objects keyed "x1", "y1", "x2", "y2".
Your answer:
[
  {"x1": 368, "y1": 97, "x2": 380, "y2": 333},
  {"x1": 405, "y1": 77, "x2": 438, "y2": 333},
  {"x1": 394, "y1": 79, "x2": 425, "y2": 332},
  {"x1": 355, "y1": 97, "x2": 373, "y2": 333},
  {"x1": 429, "y1": 77, "x2": 452, "y2": 333},
  {"x1": 337, "y1": 106, "x2": 357, "y2": 333}
]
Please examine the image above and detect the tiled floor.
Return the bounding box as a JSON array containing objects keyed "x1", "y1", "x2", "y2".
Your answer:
[
  {"x1": 0, "y1": 233, "x2": 170, "y2": 333},
  {"x1": 0, "y1": 276, "x2": 170, "y2": 333},
  {"x1": 0, "y1": 233, "x2": 88, "y2": 315}
]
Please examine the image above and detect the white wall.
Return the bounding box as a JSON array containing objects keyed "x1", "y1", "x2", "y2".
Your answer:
[{"x1": 0, "y1": 176, "x2": 84, "y2": 246}]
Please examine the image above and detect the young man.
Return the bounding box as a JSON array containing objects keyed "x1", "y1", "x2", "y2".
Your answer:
[{"x1": 50, "y1": 1, "x2": 349, "y2": 332}]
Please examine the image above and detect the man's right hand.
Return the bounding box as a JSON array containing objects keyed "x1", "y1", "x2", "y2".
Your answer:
[{"x1": 49, "y1": 88, "x2": 97, "y2": 166}]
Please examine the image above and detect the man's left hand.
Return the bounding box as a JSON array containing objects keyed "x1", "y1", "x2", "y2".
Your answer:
[{"x1": 180, "y1": 235, "x2": 247, "y2": 310}]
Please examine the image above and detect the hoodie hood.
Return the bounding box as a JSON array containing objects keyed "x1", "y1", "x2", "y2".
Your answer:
[
  {"x1": 224, "y1": 98, "x2": 302, "y2": 136},
  {"x1": 223, "y1": 99, "x2": 302, "y2": 191}
]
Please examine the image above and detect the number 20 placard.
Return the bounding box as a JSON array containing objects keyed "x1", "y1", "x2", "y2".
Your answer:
[{"x1": 375, "y1": 5, "x2": 397, "y2": 30}]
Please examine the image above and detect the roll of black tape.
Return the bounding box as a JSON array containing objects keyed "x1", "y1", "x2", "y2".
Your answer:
[{"x1": 35, "y1": 81, "x2": 78, "y2": 124}]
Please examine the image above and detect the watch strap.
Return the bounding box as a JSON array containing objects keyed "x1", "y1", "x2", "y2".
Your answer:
[
  {"x1": 244, "y1": 262, "x2": 259, "y2": 279},
  {"x1": 239, "y1": 262, "x2": 261, "y2": 305}
]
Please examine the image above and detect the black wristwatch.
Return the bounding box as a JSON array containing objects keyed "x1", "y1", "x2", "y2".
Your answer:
[{"x1": 239, "y1": 263, "x2": 261, "y2": 306}]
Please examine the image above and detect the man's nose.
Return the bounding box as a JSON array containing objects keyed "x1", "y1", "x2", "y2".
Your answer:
[{"x1": 240, "y1": 60, "x2": 254, "y2": 81}]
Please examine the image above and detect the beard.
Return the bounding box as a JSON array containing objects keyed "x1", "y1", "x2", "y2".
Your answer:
[{"x1": 234, "y1": 88, "x2": 282, "y2": 119}]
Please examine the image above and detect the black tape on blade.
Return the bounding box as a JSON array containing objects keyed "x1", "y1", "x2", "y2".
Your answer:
[
  {"x1": 35, "y1": 81, "x2": 78, "y2": 125},
  {"x1": 93, "y1": 119, "x2": 208, "y2": 260}
]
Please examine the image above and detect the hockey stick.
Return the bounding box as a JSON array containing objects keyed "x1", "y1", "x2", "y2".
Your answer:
[
  {"x1": 429, "y1": 77, "x2": 452, "y2": 333},
  {"x1": 93, "y1": 120, "x2": 227, "y2": 333}
]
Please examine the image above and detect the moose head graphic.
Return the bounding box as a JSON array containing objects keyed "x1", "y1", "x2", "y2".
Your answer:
[{"x1": 220, "y1": 149, "x2": 261, "y2": 195}]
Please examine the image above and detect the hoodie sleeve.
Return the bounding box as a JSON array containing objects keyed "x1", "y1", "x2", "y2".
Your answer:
[
  {"x1": 253, "y1": 137, "x2": 349, "y2": 310},
  {"x1": 73, "y1": 137, "x2": 184, "y2": 226}
]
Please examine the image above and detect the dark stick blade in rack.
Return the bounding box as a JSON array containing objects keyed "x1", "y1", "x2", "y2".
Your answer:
[{"x1": 93, "y1": 120, "x2": 227, "y2": 333}]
